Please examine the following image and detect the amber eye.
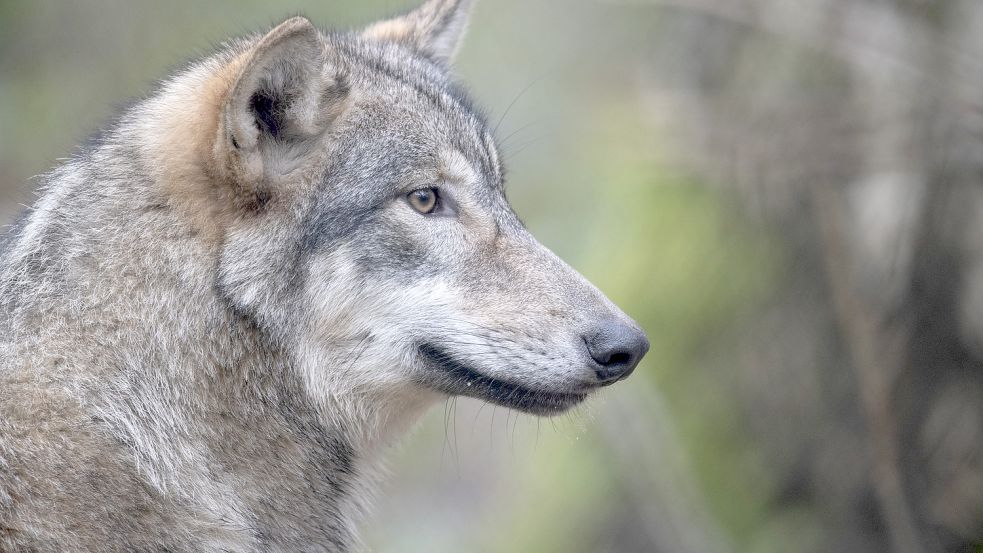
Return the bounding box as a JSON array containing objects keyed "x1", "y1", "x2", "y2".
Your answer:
[{"x1": 407, "y1": 188, "x2": 439, "y2": 214}]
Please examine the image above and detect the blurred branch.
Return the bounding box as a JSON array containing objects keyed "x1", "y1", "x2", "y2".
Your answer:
[{"x1": 812, "y1": 185, "x2": 924, "y2": 553}]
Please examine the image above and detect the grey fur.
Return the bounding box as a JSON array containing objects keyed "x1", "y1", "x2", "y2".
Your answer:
[{"x1": 0, "y1": 1, "x2": 647, "y2": 551}]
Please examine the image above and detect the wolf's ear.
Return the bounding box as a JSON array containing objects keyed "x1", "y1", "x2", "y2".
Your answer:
[
  {"x1": 215, "y1": 17, "x2": 345, "y2": 187},
  {"x1": 363, "y1": 0, "x2": 474, "y2": 66}
]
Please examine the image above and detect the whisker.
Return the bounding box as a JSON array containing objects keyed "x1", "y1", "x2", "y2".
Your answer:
[{"x1": 493, "y1": 78, "x2": 541, "y2": 134}]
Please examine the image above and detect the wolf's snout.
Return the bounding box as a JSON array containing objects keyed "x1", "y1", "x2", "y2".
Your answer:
[{"x1": 584, "y1": 320, "x2": 649, "y2": 384}]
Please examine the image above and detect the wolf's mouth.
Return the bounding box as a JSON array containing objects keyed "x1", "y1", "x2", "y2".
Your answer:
[{"x1": 416, "y1": 342, "x2": 591, "y2": 415}]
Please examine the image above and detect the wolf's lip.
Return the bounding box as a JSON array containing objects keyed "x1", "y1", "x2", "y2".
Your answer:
[{"x1": 416, "y1": 342, "x2": 591, "y2": 415}]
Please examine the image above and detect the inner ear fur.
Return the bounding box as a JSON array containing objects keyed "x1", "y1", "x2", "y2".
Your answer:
[{"x1": 214, "y1": 17, "x2": 344, "y2": 189}]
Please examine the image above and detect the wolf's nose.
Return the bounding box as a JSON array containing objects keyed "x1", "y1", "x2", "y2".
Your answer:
[{"x1": 584, "y1": 321, "x2": 650, "y2": 385}]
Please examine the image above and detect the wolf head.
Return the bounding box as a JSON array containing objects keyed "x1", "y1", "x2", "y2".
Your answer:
[{"x1": 168, "y1": 0, "x2": 647, "y2": 426}]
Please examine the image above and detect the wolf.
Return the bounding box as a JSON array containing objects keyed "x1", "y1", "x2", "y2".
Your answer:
[{"x1": 0, "y1": 1, "x2": 648, "y2": 550}]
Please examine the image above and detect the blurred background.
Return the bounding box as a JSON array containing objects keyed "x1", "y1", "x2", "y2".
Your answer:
[{"x1": 2, "y1": 0, "x2": 982, "y2": 551}]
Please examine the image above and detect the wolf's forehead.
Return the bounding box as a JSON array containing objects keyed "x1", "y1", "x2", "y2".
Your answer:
[
  {"x1": 347, "y1": 97, "x2": 502, "y2": 191},
  {"x1": 372, "y1": 89, "x2": 500, "y2": 185},
  {"x1": 337, "y1": 37, "x2": 503, "y2": 186}
]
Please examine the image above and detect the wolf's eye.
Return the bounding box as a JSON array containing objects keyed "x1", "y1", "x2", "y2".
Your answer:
[{"x1": 407, "y1": 188, "x2": 439, "y2": 214}]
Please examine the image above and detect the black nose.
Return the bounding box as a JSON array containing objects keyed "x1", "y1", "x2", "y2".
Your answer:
[{"x1": 584, "y1": 320, "x2": 649, "y2": 384}]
